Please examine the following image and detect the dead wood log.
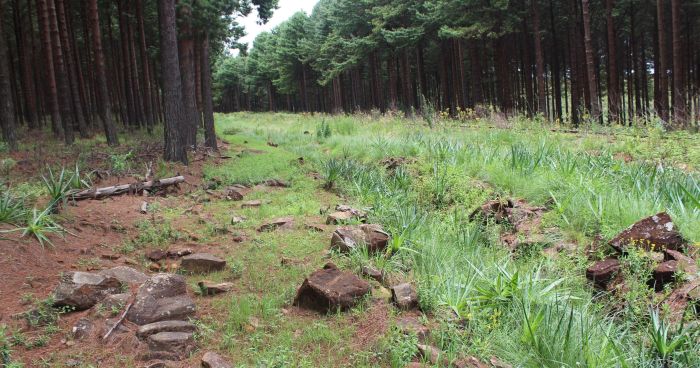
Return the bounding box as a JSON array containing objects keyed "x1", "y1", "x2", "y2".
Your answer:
[{"x1": 71, "y1": 176, "x2": 185, "y2": 200}]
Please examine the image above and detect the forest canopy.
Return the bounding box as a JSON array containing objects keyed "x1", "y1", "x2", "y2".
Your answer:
[{"x1": 214, "y1": 0, "x2": 700, "y2": 129}]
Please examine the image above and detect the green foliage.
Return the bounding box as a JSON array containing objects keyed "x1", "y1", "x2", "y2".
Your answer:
[
  {"x1": 0, "y1": 192, "x2": 26, "y2": 225},
  {"x1": 383, "y1": 326, "x2": 419, "y2": 368},
  {"x1": 316, "y1": 120, "x2": 332, "y2": 140},
  {"x1": 41, "y1": 167, "x2": 75, "y2": 211},
  {"x1": 647, "y1": 308, "x2": 694, "y2": 366},
  {"x1": 109, "y1": 151, "x2": 134, "y2": 175},
  {"x1": 1, "y1": 206, "x2": 65, "y2": 247}
]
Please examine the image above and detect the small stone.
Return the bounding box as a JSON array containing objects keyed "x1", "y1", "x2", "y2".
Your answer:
[
  {"x1": 331, "y1": 224, "x2": 390, "y2": 253},
  {"x1": 231, "y1": 216, "x2": 246, "y2": 224},
  {"x1": 257, "y1": 217, "x2": 294, "y2": 232},
  {"x1": 263, "y1": 179, "x2": 289, "y2": 188},
  {"x1": 127, "y1": 274, "x2": 196, "y2": 325},
  {"x1": 650, "y1": 261, "x2": 678, "y2": 291},
  {"x1": 166, "y1": 248, "x2": 193, "y2": 258},
  {"x1": 100, "y1": 293, "x2": 130, "y2": 311},
  {"x1": 326, "y1": 211, "x2": 354, "y2": 225},
  {"x1": 100, "y1": 253, "x2": 120, "y2": 260},
  {"x1": 197, "y1": 281, "x2": 234, "y2": 295},
  {"x1": 201, "y1": 351, "x2": 233, "y2": 368},
  {"x1": 395, "y1": 316, "x2": 429, "y2": 341},
  {"x1": 147, "y1": 332, "x2": 195, "y2": 356},
  {"x1": 585, "y1": 258, "x2": 621, "y2": 289},
  {"x1": 416, "y1": 344, "x2": 444, "y2": 366},
  {"x1": 664, "y1": 249, "x2": 698, "y2": 276},
  {"x1": 224, "y1": 186, "x2": 246, "y2": 201},
  {"x1": 140, "y1": 202, "x2": 149, "y2": 214},
  {"x1": 149, "y1": 263, "x2": 162, "y2": 272},
  {"x1": 391, "y1": 283, "x2": 419, "y2": 310},
  {"x1": 294, "y1": 263, "x2": 371, "y2": 313},
  {"x1": 137, "y1": 320, "x2": 198, "y2": 339},
  {"x1": 241, "y1": 200, "x2": 262, "y2": 208},
  {"x1": 71, "y1": 317, "x2": 93, "y2": 340},
  {"x1": 180, "y1": 253, "x2": 227, "y2": 274},
  {"x1": 146, "y1": 250, "x2": 167, "y2": 262},
  {"x1": 361, "y1": 265, "x2": 383, "y2": 283}
]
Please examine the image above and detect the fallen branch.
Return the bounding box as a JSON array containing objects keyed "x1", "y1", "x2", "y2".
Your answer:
[
  {"x1": 71, "y1": 175, "x2": 185, "y2": 200},
  {"x1": 102, "y1": 302, "x2": 132, "y2": 340}
]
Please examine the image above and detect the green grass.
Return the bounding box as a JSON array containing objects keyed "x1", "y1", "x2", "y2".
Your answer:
[{"x1": 208, "y1": 112, "x2": 700, "y2": 367}]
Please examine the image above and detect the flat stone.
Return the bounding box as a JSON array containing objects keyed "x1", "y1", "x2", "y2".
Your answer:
[
  {"x1": 331, "y1": 224, "x2": 389, "y2": 253},
  {"x1": 180, "y1": 253, "x2": 226, "y2": 274},
  {"x1": 294, "y1": 263, "x2": 370, "y2": 313},
  {"x1": 53, "y1": 272, "x2": 122, "y2": 310},
  {"x1": 585, "y1": 258, "x2": 621, "y2": 289},
  {"x1": 610, "y1": 212, "x2": 687, "y2": 253},
  {"x1": 395, "y1": 316, "x2": 429, "y2": 341},
  {"x1": 197, "y1": 281, "x2": 234, "y2": 296},
  {"x1": 263, "y1": 179, "x2": 289, "y2": 188},
  {"x1": 127, "y1": 274, "x2": 196, "y2": 325},
  {"x1": 650, "y1": 261, "x2": 678, "y2": 291},
  {"x1": 147, "y1": 332, "x2": 195, "y2": 356},
  {"x1": 257, "y1": 217, "x2": 295, "y2": 232},
  {"x1": 166, "y1": 248, "x2": 193, "y2": 258},
  {"x1": 241, "y1": 200, "x2": 262, "y2": 208},
  {"x1": 137, "y1": 320, "x2": 198, "y2": 339},
  {"x1": 361, "y1": 265, "x2": 383, "y2": 283},
  {"x1": 71, "y1": 317, "x2": 93, "y2": 340},
  {"x1": 391, "y1": 283, "x2": 419, "y2": 310},
  {"x1": 201, "y1": 351, "x2": 233, "y2": 368},
  {"x1": 99, "y1": 266, "x2": 149, "y2": 285},
  {"x1": 326, "y1": 211, "x2": 355, "y2": 224},
  {"x1": 224, "y1": 186, "x2": 247, "y2": 201},
  {"x1": 664, "y1": 249, "x2": 698, "y2": 276},
  {"x1": 146, "y1": 250, "x2": 167, "y2": 262}
]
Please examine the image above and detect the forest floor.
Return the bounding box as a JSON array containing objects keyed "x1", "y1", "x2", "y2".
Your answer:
[{"x1": 1, "y1": 113, "x2": 700, "y2": 367}]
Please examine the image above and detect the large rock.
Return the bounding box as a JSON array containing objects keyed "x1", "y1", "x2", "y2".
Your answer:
[
  {"x1": 180, "y1": 253, "x2": 227, "y2": 274},
  {"x1": 585, "y1": 258, "x2": 621, "y2": 289},
  {"x1": 127, "y1": 274, "x2": 196, "y2": 325},
  {"x1": 137, "y1": 320, "x2": 198, "y2": 339},
  {"x1": 201, "y1": 351, "x2": 233, "y2": 368},
  {"x1": 99, "y1": 266, "x2": 149, "y2": 285},
  {"x1": 610, "y1": 212, "x2": 686, "y2": 253},
  {"x1": 294, "y1": 263, "x2": 370, "y2": 313},
  {"x1": 331, "y1": 224, "x2": 390, "y2": 253},
  {"x1": 391, "y1": 283, "x2": 419, "y2": 310},
  {"x1": 53, "y1": 272, "x2": 122, "y2": 310},
  {"x1": 147, "y1": 332, "x2": 195, "y2": 357}
]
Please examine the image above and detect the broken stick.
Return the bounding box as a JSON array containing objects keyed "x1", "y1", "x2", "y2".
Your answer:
[
  {"x1": 102, "y1": 302, "x2": 133, "y2": 340},
  {"x1": 71, "y1": 175, "x2": 185, "y2": 200}
]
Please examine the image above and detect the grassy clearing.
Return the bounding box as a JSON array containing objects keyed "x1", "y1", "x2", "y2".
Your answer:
[{"x1": 210, "y1": 112, "x2": 700, "y2": 367}]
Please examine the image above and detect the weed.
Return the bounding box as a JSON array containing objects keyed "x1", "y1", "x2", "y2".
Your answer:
[
  {"x1": 109, "y1": 151, "x2": 133, "y2": 175},
  {"x1": 316, "y1": 119, "x2": 332, "y2": 140},
  {"x1": 647, "y1": 308, "x2": 691, "y2": 366},
  {"x1": 0, "y1": 192, "x2": 26, "y2": 225},
  {"x1": 41, "y1": 167, "x2": 75, "y2": 212},
  {"x1": 1, "y1": 206, "x2": 64, "y2": 247}
]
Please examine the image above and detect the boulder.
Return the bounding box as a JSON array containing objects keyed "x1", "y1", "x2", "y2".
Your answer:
[
  {"x1": 201, "y1": 351, "x2": 233, "y2": 368},
  {"x1": 294, "y1": 263, "x2": 370, "y2": 313},
  {"x1": 99, "y1": 266, "x2": 149, "y2": 285},
  {"x1": 180, "y1": 253, "x2": 226, "y2": 274},
  {"x1": 147, "y1": 332, "x2": 195, "y2": 356},
  {"x1": 391, "y1": 283, "x2": 419, "y2": 310},
  {"x1": 257, "y1": 217, "x2": 295, "y2": 232},
  {"x1": 197, "y1": 281, "x2": 235, "y2": 296},
  {"x1": 331, "y1": 224, "x2": 390, "y2": 253},
  {"x1": 53, "y1": 272, "x2": 122, "y2": 310},
  {"x1": 585, "y1": 259, "x2": 621, "y2": 289},
  {"x1": 610, "y1": 212, "x2": 686, "y2": 253},
  {"x1": 650, "y1": 261, "x2": 678, "y2": 291},
  {"x1": 127, "y1": 274, "x2": 196, "y2": 325},
  {"x1": 137, "y1": 320, "x2": 198, "y2": 339}
]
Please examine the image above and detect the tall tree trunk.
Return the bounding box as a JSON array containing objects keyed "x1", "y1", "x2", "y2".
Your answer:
[
  {"x1": 87, "y1": 0, "x2": 118, "y2": 146},
  {"x1": 16, "y1": 0, "x2": 39, "y2": 130},
  {"x1": 37, "y1": 0, "x2": 62, "y2": 137},
  {"x1": 671, "y1": 0, "x2": 685, "y2": 127},
  {"x1": 656, "y1": 0, "x2": 669, "y2": 121},
  {"x1": 606, "y1": 0, "x2": 621, "y2": 123},
  {"x1": 136, "y1": 0, "x2": 154, "y2": 131},
  {"x1": 47, "y1": 0, "x2": 73, "y2": 143},
  {"x1": 178, "y1": 4, "x2": 198, "y2": 148},
  {"x1": 56, "y1": 0, "x2": 88, "y2": 138},
  {"x1": 532, "y1": 0, "x2": 547, "y2": 117},
  {"x1": 0, "y1": 1, "x2": 17, "y2": 150},
  {"x1": 201, "y1": 32, "x2": 217, "y2": 151},
  {"x1": 158, "y1": 0, "x2": 187, "y2": 164},
  {"x1": 581, "y1": 0, "x2": 601, "y2": 121}
]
